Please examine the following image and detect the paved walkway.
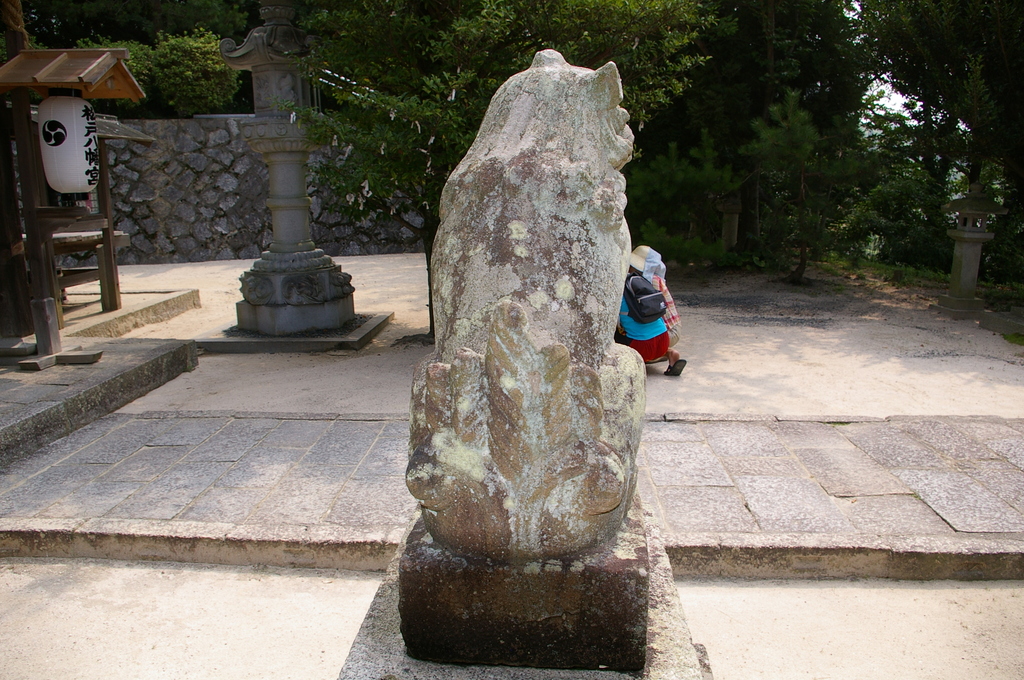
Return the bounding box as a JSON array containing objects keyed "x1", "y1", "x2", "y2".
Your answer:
[
  {"x1": 0, "y1": 338, "x2": 196, "y2": 460},
  {"x1": 3, "y1": 409, "x2": 1023, "y2": 578},
  {"x1": 3, "y1": 258, "x2": 1024, "y2": 579}
]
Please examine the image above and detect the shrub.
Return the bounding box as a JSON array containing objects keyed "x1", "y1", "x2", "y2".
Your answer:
[{"x1": 152, "y1": 29, "x2": 239, "y2": 117}]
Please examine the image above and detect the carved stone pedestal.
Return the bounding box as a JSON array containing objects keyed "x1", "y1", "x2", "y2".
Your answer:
[
  {"x1": 236, "y1": 296, "x2": 353, "y2": 336},
  {"x1": 399, "y1": 495, "x2": 650, "y2": 671},
  {"x1": 237, "y1": 250, "x2": 355, "y2": 335},
  {"x1": 337, "y1": 496, "x2": 710, "y2": 680}
]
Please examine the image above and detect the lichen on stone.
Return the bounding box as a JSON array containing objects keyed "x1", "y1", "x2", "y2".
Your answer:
[{"x1": 406, "y1": 50, "x2": 645, "y2": 563}]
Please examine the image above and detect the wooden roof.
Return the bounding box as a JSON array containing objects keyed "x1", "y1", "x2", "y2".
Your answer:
[{"x1": 0, "y1": 49, "x2": 144, "y2": 101}]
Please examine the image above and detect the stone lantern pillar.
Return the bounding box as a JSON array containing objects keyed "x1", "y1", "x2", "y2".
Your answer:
[
  {"x1": 933, "y1": 183, "x2": 1007, "y2": 320},
  {"x1": 220, "y1": 0, "x2": 355, "y2": 335}
]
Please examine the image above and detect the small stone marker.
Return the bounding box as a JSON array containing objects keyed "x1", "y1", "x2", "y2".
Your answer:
[
  {"x1": 400, "y1": 50, "x2": 649, "y2": 670},
  {"x1": 55, "y1": 350, "x2": 103, "y2": 364}
]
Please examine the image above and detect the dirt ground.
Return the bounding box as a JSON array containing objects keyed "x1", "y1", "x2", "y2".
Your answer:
[
  {"x1": 103, "y1": 255, "x2": 1024, "y2": 418},
  {"x1": 647, "y1": 263, "x2": 1024, "y2": 417}
]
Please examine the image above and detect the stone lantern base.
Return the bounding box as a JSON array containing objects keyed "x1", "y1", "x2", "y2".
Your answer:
[
  {"x1": 237, "y1": 259, "x2": 355, "y2": 335},
  {"x1": 932, "y1": 228, "x2": 995, "y2": 321},
  {"x1": 236, "y1": 298, "x2": 354, "y2": 336},
  {"x1": 932, "y1": 294, "x2": 986, "y2": 320}
]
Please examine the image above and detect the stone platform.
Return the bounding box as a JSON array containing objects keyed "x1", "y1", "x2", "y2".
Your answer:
[
  {"x1": 980, "y1": 307, "x2": 1024, "y2": 335},
  {"x1": 340, "y1": 502, "x2": 709, "y2": 680},
  {"x1": 0, "y1": 339, "x2": 198, "y2": 464},
  {"x1": 196, "y1": 312, "x2": 393, "y2": 353}
]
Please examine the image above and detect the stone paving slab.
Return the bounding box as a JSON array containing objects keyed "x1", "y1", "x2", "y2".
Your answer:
[
  {"x1": 893, "y1": 469, "x2": 1024, "y2": 533},
  {"x1": 792, "y1": 447, "x2": 908, "y2": 497},
  {"x1": 0, "y1": 339, "x2": 198, "y2": 464},
  {"x1": 733, "y1": 475, "x2": 858, "y2": 533},
  {"x1": 3, "y1": 412, "x2": 1024, "y2": 579},
  {"x1": 841, "y1": 422, "x2": 949, "y2": 468}
]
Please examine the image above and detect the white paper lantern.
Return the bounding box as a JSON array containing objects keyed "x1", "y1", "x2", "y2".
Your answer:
[{"x1": 38, "y1": 93, "x2": 101, "y2": 194}]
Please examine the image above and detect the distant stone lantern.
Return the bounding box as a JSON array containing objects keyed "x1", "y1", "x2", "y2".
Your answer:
[
  {"x1": 220, "y1": 0, "x2": 356, "y2": 335},
  {"x1": 716, "y1": 193, "x2": 742, "y2": 251},
  {"x1": 933, "y1": 183, "x2": 1008, "y2": 319}
]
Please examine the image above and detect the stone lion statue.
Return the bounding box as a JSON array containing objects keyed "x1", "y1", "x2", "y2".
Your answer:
[{"x1": 406, "y1": 50, "x2": 645, "y2": 562}]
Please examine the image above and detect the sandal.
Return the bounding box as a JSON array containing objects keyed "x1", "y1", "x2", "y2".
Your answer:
[{"x1": 664, "y1": 359, "x2": 686, "y2": 376}]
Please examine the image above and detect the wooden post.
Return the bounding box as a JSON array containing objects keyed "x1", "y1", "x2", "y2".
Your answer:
[
  {"x1": 0, "y1": 48, "x2": 33, "y2": 337},
  {"x1": 7, "y1": 29, "x2": 61, "y2": 355},
  {"x1": 96, "y1": 137, "x2": 121, "y2": 311}
]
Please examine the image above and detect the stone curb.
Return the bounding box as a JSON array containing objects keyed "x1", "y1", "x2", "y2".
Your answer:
[
  {"x1": 4, "y1": 517, "x2": 1023, "y2": 580},
  {"x1": 979, "y1": 310, "x2": 1024, "y2": 335},
  {"x1": 65, "y1": 290, "x2": 201, "y2": 338},
  {"x1": 0, "y1": 517, "x2": 406, "y2": 572},
  {"x1": 0, "y1": 340, "x2": 198, "y2": 466},
  {"x1": 654, "y1": 414, "x2": 1011, "y2": 423},
  {"x1": 666, "y1": 533, "x2": 1024, "y2": 580},
  {"x1": 127, "y1": 410, "x2": 410, "y2": 421}
]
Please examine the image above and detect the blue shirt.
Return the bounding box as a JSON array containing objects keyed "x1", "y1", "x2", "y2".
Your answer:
[{"x1": 620, "y1": 297, "x2": 667, "y2": 340}]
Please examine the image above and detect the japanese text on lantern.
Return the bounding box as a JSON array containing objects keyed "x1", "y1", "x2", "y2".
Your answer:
[{"x1": 81, "y1": 104, "x2": 99, "y2": 186}]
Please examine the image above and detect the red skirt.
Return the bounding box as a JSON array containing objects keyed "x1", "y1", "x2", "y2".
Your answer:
[{"x1": 628, "y1": 332, "x2": 669, "y2": 362}]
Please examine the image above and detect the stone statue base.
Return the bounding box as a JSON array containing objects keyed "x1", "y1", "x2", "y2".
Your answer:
[
  {"x1": 338, "y1": 496, "x2": 710, "y2": 680},
  {"x1": 398, "y1": 495, "x2": 650, "y2": 671}
]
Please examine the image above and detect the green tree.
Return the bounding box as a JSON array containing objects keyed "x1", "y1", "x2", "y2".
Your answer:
[
  {"x1": 23, "y1": 0, "x2": 254, "y2": 48},
  {"x1": 860, "y1": 0, "x2": 1024, "y2": 287},
  {"x1": 628, "y1": 0, "x2": 869, "y2": 252},
  {"x1": 742, "y1": 90, "x2": 864, "y2": 282},
  {"x1": 152, "y1": 29, "x2": 240, "y2": 117},
  {"x1": 627, "y1": 134, "x2": 741, "y2": 243},
  {"x1": 841, "y1": 99, "x2": 955, "y2": 272},
  {"x1": 297, "y1": 0, "x2": 706, "y2": 331},
  {"x1": 78, "y1": 30, "x2": 240, "y2": 117},
  {"x1": 860, "y1": 0, "x2": 1024, "y2": 189}
]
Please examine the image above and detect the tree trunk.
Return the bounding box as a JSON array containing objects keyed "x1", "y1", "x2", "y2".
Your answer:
[
  {"x1": 736, "y1": 170, "x2": 761, "y2": 251},
  {"x1": 967, "y1": 161, "x2": 983, "y2": 184},
  {"x1": 0, "y1": 45, "x2": 33, "y2": 338},
  {"x1": 784, "y1": 242, "x2": 808, "y2": 284},
  {"x1": 421, "y1": 215, "x2": 438, "y2": 339}
]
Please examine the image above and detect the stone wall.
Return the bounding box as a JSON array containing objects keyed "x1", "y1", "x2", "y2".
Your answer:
[{"x1": 94, "y1": 117, "x2": 421, "y2": 266}]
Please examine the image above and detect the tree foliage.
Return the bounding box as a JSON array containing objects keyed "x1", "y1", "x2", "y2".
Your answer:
[
  {"x1": 860, "y1": 0, "x2": 1024, "y2": 286},
  {"x1": 23, "y1": 1, "x2": 254, "y2": 117},
  {"x1": 297, "y1": 0, "x2": 707, "y2": 267},
  {"x1": 628, "y1": 135, "x2": 741, "y2": 242},
  {"x1": 151, "y1": 30, "x2": 240, "y2": 117},
  {"x1": 77, "y1": 30, "x2": 240, "y2": 117},
  {"x1": 742, "y1": 90, "x2": 865, "y2": 281},
  {"x1": 860, "y1": 0, "x2": 1024, "y2": 188},
  {"x1": 627, "y1": 0, "x2": 869, "y2": 258},
  {"x1": 840, "y1": 99, "x2": 955, "y2": 272},
  {"x1": 23, "y1": 0, "x2": 255, "y2": 48}
]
